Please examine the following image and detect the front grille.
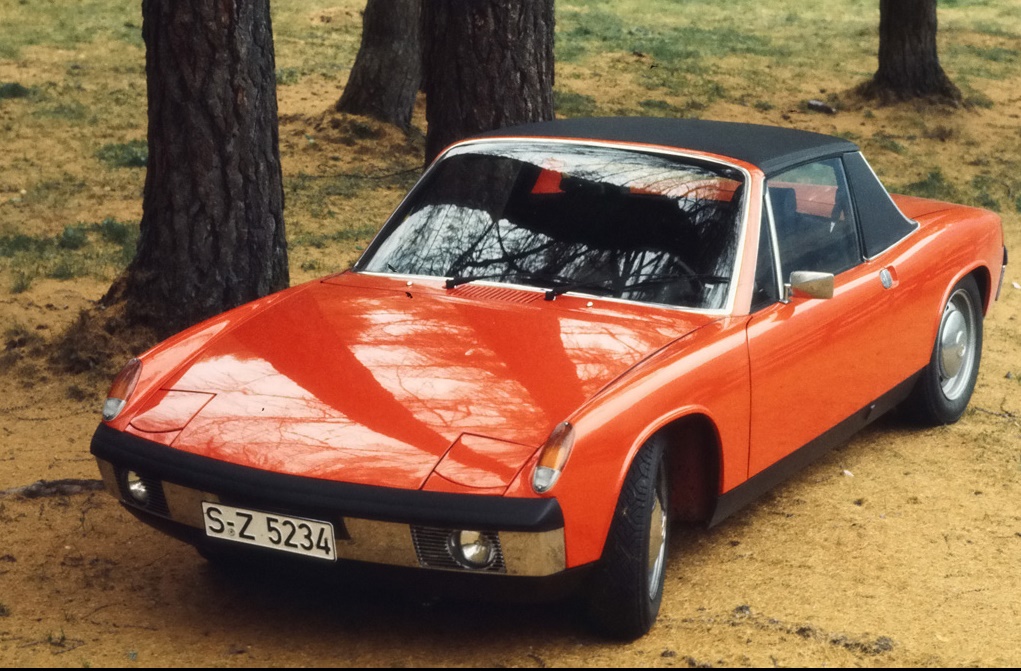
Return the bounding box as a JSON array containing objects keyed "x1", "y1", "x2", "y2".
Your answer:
[{"x1": 410, "y1": 526, "x2": 506, "y2": 573}]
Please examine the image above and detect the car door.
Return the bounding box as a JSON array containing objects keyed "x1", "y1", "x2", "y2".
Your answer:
[{"x1": 745, "y1": 156, "x2": 914, "y2": 475}]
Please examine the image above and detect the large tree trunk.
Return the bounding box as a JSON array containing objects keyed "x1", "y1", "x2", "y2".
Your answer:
[
  {"x1": 108, "y1": 0, "x2": 289, "y2": 338},
  {"x1": 860, "y1": 0, "x2": 961, "y2": 103},
  {"x1": 336, "y1": 0, "x2": 421, "y2": 131},
  {"x1": 422, "y1": 0, "x2": 554, "y2": 165}
]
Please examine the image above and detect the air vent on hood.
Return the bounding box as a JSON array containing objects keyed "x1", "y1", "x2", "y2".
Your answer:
[{"x1": 449, "y1": 285, "x2": 541, "y2": 304}]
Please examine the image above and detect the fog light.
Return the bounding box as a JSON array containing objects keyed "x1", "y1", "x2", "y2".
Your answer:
[
  {"x1": 448, "y1": 530, "x2": 497, "y2": 569},
  {"x1": 123, "y1": 470, "x2": 150, "y2": 506}
]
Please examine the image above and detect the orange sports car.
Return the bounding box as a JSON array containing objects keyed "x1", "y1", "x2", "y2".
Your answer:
[{"x1": 92, "y1": 118, "x2": 1007, "y2": 638}]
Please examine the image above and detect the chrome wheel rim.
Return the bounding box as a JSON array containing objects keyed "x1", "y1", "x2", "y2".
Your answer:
[
  {"x1": 937, "y1": 288, "x2": 977, "y2": 401},
  {"x1": 646, "y1": 471, "x2": 668, "y2": 600}
]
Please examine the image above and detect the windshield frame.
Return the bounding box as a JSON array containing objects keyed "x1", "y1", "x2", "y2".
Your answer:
[{"x1": 354, "y1": 137, "x2": 753, "y2": 316}]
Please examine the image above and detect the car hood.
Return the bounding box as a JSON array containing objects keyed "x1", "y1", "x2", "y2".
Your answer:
[{"x1": 129, "y1": 274, "x2": 711, "y2": 490}]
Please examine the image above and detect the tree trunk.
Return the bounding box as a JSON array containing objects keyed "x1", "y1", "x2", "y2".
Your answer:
[
  {"x1": 336, "y1": 0, "x2": 421, "y2": 131},
  {"x1": 109, "y1": 0, "x2": 289, "y2": 338},
  {"x1": 422, "y1": 0, "x2": 554, "y2": 165},
  {"x1": 860, "y1": 0, "x2": 961, "y2": 103}
]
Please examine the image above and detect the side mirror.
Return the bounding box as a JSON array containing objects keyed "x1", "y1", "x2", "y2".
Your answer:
[{"x1": 786, "y1": 271, "x2": 834, "y2": 300}]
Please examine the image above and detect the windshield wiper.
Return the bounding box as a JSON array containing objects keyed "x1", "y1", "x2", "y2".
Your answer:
[{"x1": 541, "y1": 278, "x2": 617, "y2": 301}]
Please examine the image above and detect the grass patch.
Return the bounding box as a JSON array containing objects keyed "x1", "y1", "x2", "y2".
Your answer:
[
  {"x1": 637, "y1": 99, "x2": 685, "y2": 117},
  {"x1": 872, "y1": 131, "x2": 905, "y2": 154},
  {"x1": 898, "y1": 170, "x2": 965, "y2": 202},
  {"x1": 57, "y1": 225, "x2": 89, "y2": 250},
  {"x1": 554, "y1": 90, "x2": 598, "y2": 117},
  {"x1": 276, "y1": 67, "x2": 302, "y2": 86},
  {"x1": 10, "y1": 272, "x2": 33, "y2": 294},
  {"x1": 558, "y1": 6, "x2": 775, "y2": 66},
  {"x1": 0, "y1": 602, "x2": 9, "y2": 617},
  {"x1": 0, "y1": 218, "x2": 139, "y2": 285},
  {"x1": 0, "y1": 82, "x2": 33, "y2": 100},
  {"x1": 34, "y1": 100, "x2": 91, "y2": 122},
  {"x1": 96, "y1": 140, "x2": 147, "y2": 168},
  {"x1": 285, "y1": 169, "x2": 416, "y2": 221},
  {"x1": 969, "y1": 175, "x2": 1000, "y2": 211},
  {"x1": 291, "y1": 223, "x2": 379, "y2": 249},
  {"x1": 0, "y1": 0, "x2": 143, "y2": 58}
]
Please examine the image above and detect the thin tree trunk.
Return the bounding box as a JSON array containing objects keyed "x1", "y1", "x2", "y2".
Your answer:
[
  {"x1": 422, "y1": 0, "x2": 554, "y2": 165},
  {"x1": 336, "y1": 0, "x2": 421, "y2": 131},
  {"x1": 107, "y1": 0, "x2": 289, "y2": 338},
  {"x1": 860, "y1": 0, "x2": 961, "y2": 103}
]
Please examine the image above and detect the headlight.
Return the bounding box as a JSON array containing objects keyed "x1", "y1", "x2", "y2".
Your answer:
[
  {"x1": 531, "y1": 421, "x2": 575, "y2": 493},
  {"x1": 121, "y1": 470, "x2": 150, "y2": 505},
  {"x1": 447, "y1": 530, "x2": 498, "y2": 569},
  {"x1": 102, "y1": 358, "x2": 142, "y2": 421}
]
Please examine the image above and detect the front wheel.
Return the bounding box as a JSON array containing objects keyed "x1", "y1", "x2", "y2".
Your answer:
[
  {"x1": 586, "y1": 435, "x2": 670, "y2": 640},
  {"x1": 906, "y1": 275, "x2": 983, "y2": 425}
]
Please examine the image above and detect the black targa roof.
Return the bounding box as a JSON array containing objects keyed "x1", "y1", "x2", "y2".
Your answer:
[{"x1": 475, "y1": 117, "x2": 859, "y2": 175}]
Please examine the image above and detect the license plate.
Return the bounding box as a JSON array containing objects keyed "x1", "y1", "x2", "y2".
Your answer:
[{"x1": 201, "y1": 502, "x2": 336, "y2": 561}]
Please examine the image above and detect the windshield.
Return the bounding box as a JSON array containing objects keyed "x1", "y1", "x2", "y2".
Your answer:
[{"x1": 358, "y1": 141, "x2": 746, "y2": 310}]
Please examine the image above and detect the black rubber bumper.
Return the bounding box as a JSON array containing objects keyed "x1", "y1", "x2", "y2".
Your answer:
[{"x1": 91, "y1": 423, "x2": 563, "y2": 532}]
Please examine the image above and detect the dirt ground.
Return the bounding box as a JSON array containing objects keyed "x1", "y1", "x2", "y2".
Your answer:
[{"x1": 2, "y1": 1, "x2": 1021, "y2": 667}]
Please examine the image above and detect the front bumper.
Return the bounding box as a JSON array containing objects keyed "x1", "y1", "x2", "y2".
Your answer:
[{"x1": 91, "y1": 424, "x2": 567, "y2": 577}]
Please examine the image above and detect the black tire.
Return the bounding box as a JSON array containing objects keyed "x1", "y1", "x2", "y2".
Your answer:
[
  {"x1": 586, "y1": 435, "x2": 670, "y2": 640},
  {"x1": 906, "y1": 275, "x2": 983, "y2": 425}
]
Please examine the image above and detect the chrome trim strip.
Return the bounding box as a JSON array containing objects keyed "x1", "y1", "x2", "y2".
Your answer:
[{"x1": 762, "y1": 185, "x2": 786, "y2": 303}]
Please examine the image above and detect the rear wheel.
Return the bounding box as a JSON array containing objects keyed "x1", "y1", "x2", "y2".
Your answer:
[
  {"x1": 906, "y1": 275, "x2": 983, "y2": 425},
  {"x1": 586, "y1": 435, "x2": 669, "y2": 640}
]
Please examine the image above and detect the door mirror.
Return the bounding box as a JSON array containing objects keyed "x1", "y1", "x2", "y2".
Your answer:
[{"x1": 786, "y1": 271, "x2": 834, "y2": 300}]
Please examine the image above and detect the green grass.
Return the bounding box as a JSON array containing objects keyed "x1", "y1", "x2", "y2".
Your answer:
[
  {"x1": 557, "y1": 5, "x2": 776, "y2": 66},
  {"x1": 0, "y1": 0, "x2": 143, "y2": 58},
  {"x1": 969, "y1": 175, "x2": 1000, "y2": 211},
  {"x1": 554, "y1": 90, "x2": 598, "y2": 117},
  {"x1": 285, "y1": 169, "x2": 416, "y2": 222},
  {"x1": 291, "y1": 224, "x2": 379, "y2": 249},
  {"x1": 96, "y1": 140, "x2": 148, "y2": 168},
  {"x1": 33, "y1": 100, "x2": 91, "y2": 122},
  {"x1": 871, "y1": 131, "x2": 905, "y2": 155},
  {"x1": 0, "y1": 218, "x2": 139, "y2": 289},
  {"x1": 275, "y1": 67, "x2": 303, "y2": 86},
  {"x1": 0, "y1": 82, "x2": 33, "y2": 100},
  {"x1": 898, "y1": 169, "x2": 960, "y2": 201}
]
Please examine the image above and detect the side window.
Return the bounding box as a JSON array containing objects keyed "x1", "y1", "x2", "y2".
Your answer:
[
  {"x1": 751, "y1": 201, "x2": 780, "y2": 311},
  {"x1": 767, "y1": 158, "x2": 861, "y2": 278}
]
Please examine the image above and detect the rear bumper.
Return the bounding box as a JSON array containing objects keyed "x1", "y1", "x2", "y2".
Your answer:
[{"x1": 91, "y1": 423, "x2": 569, "y2": 578}]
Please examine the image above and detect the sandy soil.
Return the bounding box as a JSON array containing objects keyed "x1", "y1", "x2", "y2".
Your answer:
[{"x1": 2, "y1": 2, "x2": 1021, "y2": 667}]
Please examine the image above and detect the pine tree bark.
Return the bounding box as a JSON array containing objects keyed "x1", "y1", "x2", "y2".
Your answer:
[
  {"x1": 109, "y1": 0, "x2": 289, "y2": 338},
  {"x1": 336, "y1": 0, "x2": 421, "y2": 131},
  {"x1": 860, "y1": 0, "x2": 961, "y2": 103},
  {"x1": 422, "y1": 0, "x2": 554, "y2": 165}
]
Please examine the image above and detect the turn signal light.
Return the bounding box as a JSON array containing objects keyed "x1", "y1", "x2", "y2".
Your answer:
[
  {"x1": 102, "y1": 358, "x2": 142, "y2": 421},
  {"x1": 532, "y1": 421, "x2": 575, "y2": 493}
]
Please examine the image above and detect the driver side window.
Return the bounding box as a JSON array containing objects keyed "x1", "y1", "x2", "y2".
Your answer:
[{"x1": 767, "y1": 158, "x2": 861, "y2": 278}]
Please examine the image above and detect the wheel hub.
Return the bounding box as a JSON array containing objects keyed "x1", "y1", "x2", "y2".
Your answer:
[
  {"x1": 939, "y1": 308, "x2": 968, "y2": 379},
  {"x1": 646, "y1": 484, "x2": 667, "y2": 600}
]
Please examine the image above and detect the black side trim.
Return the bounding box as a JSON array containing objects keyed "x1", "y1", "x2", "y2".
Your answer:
[
  {"x1": 91, "y1": 424, "x2": 563, "y2": 532},
  {"x1": 708, "y1": 371, "x2": 921, "y2": 527}
]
